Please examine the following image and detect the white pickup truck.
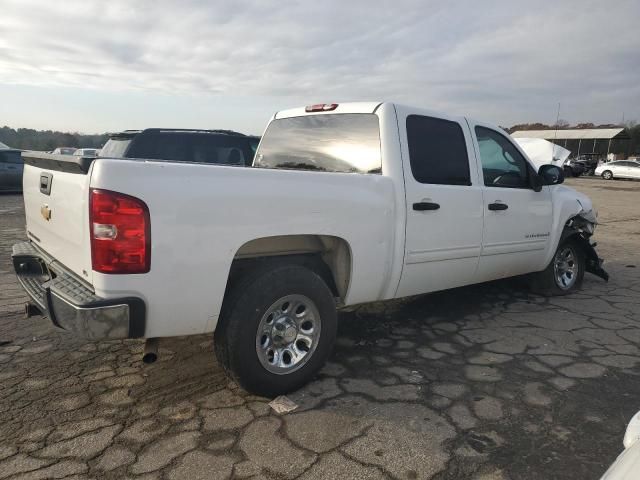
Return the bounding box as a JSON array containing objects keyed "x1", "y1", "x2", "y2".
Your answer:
[{"x1": 13, "y1": 102, "x2": 608, "y2": 396}]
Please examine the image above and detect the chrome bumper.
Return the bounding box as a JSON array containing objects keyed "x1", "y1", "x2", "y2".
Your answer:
[{"x1": 12, "y1": 241, "x2": 145, "y2": 340}]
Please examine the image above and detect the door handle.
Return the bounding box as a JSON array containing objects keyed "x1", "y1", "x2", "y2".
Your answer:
[
  {"x1": 488, "y1": 202, "x2": 508, "y2": 211},
  {"x1": 413, "y1": 202, "x2": 440, "y2": 211}
]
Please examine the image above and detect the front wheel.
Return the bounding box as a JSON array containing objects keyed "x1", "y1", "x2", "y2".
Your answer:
[
  {"x1": 214, "y1": 264, "x2": 337, "y2": 397},
  {"x1": 602, "y1": 170, "x2": 613, "y2": 180},
  {"x1": 530, "y1": 239, "x2": 585, "y2": 296}
]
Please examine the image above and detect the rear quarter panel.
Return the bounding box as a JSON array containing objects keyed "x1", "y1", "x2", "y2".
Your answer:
[{"x1": 89, "y1": 159, "x2": 397, "y2": 338}]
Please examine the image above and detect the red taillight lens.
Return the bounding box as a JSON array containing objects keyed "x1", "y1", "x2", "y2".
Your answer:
[
  {"x1": 305, "y1": 103, "x2": 338, "y2": 112},
  {"x1": 90, "y1": 189, "x2": 150, "y2": 274}
]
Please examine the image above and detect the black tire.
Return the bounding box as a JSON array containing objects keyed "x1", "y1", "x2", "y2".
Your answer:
[
  {"x1": 602, "y1": 170, "x2": 613, "y2": 180},
  {"x1": 530, "y1": 239, "x2": 585, "y2": 296},
  {"x1": 214, "y1": 263, "x2": 337, "y2": 397},
  {"x1": 563, "y1": 167, "x2": 573, "y2": 178}
]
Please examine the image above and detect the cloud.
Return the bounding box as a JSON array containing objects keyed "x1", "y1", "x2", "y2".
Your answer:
[{"x1": 0, "y1": 0, "x2": 639, "y2": 124}]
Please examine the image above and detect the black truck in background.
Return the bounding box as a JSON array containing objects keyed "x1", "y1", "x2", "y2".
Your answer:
[{"x1": 99, "y1": 129, "x2": 260, "y2": 166}]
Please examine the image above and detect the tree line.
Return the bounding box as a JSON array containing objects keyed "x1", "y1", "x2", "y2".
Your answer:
[{"x1": 0, "y1": 126, "x2": 110, "y2": 152}]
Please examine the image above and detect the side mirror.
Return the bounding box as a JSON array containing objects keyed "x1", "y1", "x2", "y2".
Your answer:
[{"x1": 538, "y1": 164, "x2": 564, "y2": 186}]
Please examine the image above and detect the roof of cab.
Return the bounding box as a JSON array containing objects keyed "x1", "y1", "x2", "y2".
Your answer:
[
  {"x1": 274, "y1": 102, "x2": 383, "y2": 119},
  {"x1": 273, "y1": 102, "x2": 471, "y2": 126}
]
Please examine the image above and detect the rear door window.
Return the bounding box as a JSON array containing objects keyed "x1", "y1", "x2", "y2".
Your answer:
[
  {"x1": 255, "y1": 114, "x2": 381, "y2": 173},
  {"x1": 406, "y1": 115, "x2": 471, "y2": 185}
]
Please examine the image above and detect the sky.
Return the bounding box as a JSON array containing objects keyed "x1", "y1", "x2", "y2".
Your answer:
[{"x1": 1, "y1": 0, "x2": 639, "y2": 135}]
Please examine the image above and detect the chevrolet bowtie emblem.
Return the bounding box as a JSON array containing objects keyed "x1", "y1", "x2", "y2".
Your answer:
[{"x1": 41, "y1": 204, "x2": 52, "y2": 221}]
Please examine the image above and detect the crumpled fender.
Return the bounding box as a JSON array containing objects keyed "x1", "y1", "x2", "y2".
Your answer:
[
  {"x1": 561, "y1": 227, "x2": 609, "y2": 282},
  {"x1": 545, "y1": 185, "x2": 608, "y2": 281},
  {"x1": 544, "y1": 186, "x2": 592, "y2": 266}
]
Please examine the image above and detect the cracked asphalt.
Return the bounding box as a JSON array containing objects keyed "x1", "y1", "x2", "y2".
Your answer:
[{"x1": 1, "y1": 178, "x2": 639, "y2": 480}]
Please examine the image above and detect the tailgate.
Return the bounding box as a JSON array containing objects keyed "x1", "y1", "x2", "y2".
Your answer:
[{"x1": 22, "y1": 151, "x2": 94, "y2": 284}]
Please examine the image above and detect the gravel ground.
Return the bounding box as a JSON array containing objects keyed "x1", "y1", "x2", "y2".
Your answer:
[{"x1": 0, "y1": 177, "x2": 639, "y2": 480}]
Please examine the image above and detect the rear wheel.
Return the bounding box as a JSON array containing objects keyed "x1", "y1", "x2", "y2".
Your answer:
[
  {"x1": 214, "y1": 264, "x2": 337, "y2": 397},
  {"x1": 530, "y1": 239, "x2": 585, "y2": 296},
  {"x1": 602, "y1": 170, "x2": 613, "y2": 180}
]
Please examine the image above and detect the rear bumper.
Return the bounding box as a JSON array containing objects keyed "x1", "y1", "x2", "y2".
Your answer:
[{"x1": 12, "y1": 241, "x2": 145, "y2": 340}]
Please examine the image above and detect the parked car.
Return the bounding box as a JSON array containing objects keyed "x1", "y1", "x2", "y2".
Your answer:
[
  {"x1": 595, "y1": 160, "x2": 640, "y2": 180},
  {"x1": 99, "y1": 128, "x2": 256, "y2": 166},
  {"x1": 575, "y1": 153, "x2": 603, "y2": 176},
  {"x1": 600, "y1": 410, "x2": 640, "y2": 479},
  {"x1": 0, "y1": 145, "x2": 23, "y2": 192},
  {"x1": 563, "y1": 158, "x2": 586, "y2": 177},
  {"x1": 51, "y1": 147, "x2": 77, "y2": 155},
  {"x1": 14, "y1": 102, "x2": 608, "y2": 396},
  {"x1": 73, "y1": 148, "x2": 98, "y2": 156}
]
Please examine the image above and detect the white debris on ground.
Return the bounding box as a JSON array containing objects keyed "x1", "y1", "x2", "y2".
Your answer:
[{"x1": 268, "y1": 396, "x2": 299, "y2": 414}]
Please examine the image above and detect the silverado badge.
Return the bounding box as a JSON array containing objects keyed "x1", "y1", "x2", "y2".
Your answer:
[{"x1": 41, "y1": 204, "x2": 52, "y2": 221}]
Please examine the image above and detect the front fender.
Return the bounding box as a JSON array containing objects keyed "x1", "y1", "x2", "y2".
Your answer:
[{"x1": 544, "y1": 186, "x2": 594, "y2": 266}]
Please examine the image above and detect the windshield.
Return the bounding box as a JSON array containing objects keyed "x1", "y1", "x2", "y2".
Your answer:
[{"x1": 254, "y1": 114, "x2": 381, "y2": 174}]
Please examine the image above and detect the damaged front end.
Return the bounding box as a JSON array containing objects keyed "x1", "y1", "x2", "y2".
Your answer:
[{"x1": 563, "y1": 211, "x2": 609, "y2": 282}]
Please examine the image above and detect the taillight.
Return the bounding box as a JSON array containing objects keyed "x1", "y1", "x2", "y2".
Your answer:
[
  {"x1": 90, "y1": 189, "x2": 151, "y2": 274},
  {"x1": 305, "y1": 103, "x2": 338, "y2": 112}
]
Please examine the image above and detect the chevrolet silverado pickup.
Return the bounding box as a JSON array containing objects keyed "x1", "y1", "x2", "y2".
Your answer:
[{"x1": 13, "y1": 102, "x2": 608, "y2": 396}]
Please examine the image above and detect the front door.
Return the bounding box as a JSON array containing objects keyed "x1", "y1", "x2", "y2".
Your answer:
[
  {"x1": 468, "y1": 121, "x2": 553, "y2": 281},
  {"x1": 395, "y1": 107, "x2": 484, "y2": 297}
]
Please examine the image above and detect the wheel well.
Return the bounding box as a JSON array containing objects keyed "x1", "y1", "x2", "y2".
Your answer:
[
  {"x1": 228, "y1": 235, "x2": 352, "y2": 302},
  {"x1": 560, "y1": 222, "x2": 598, "y2": 263}
]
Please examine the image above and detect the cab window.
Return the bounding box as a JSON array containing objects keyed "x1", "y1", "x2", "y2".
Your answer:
[
  {"x1": 475, "y1": 127, "x2": 529, "y2": 188},
  {"x1": 406, "y1": 115, "x2": 471, "y2": 185}
]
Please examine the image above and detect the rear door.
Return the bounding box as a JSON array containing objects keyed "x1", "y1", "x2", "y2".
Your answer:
[
  {"x1": 627, "y1": 162, "x2": 640, "y2": 179},
  {"x1": 618, "y1": 161, "x2": 637, "y2": 178},
  {"x1": 0, "y1": 154, "x2": 10, "y2": 189},
  {"x1": 22, "y1": 153, "x2": 93, "y2": 282},
  {"x1": 467, "y1": 120, "x2": 553, "y2": 280},
  {"x1": 9, "y1": 152, "x2": 24, "y2": 189},
  {"x1": 395, "y1": 107, "x2": 484, "y2": 297},
  {"x1": 0, "y1": 151, "x2": 22, "y2": 190}
]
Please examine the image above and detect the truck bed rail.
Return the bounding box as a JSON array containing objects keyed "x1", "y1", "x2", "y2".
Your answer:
[{"x1": 22, "y1": 150, "x2": 96, "y2": 174}]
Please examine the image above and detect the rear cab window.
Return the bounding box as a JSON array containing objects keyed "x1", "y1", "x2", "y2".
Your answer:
[{"x1": 254, "y1": 114, "x2": 381, "y2": 174}]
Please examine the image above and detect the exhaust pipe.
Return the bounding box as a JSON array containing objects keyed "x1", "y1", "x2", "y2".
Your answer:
[
  {"x1": 142, "y1": 338, "x2": 159, "y2": 364},
  {"x1": 24, "y1": 303, "x2": 42, "y2": 318}
]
